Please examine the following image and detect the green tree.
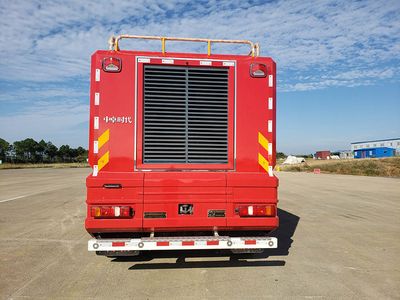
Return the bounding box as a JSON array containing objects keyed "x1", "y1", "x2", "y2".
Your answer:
[
  {"x1": 45, "y1": 142, "x2": 58, "y2": 162},
  {"x1": 58, "y1": 145, "x2": 71, "y2": 162},
  {"x1": 0, "y1": 138, "x2": 10, "y2": 162},
  {"x1": 14, "y1": 138, "x2": 38, "y2": 162},
  {"x1": 4, "y1": 138, "x2": 87, "y2": 164},
  {"x1": 36, "y1": 139, "x2": 47, "y2": 162},
  {"x1": 75, "y1": 146, "x2": 88, "y2": 162}
]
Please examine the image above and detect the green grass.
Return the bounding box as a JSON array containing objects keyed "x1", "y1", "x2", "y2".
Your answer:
[
  {"x1": 0, "y1": 162, "x2": 90, "y2": 170},
  {"x1": 280, "y1": 157, "x2": 400, "y2": 177}
]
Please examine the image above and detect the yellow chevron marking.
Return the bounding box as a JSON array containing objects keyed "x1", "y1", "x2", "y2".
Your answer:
[
  {"x1": 98, "y1": 129, "x2": 110, "y2": 150},
  {"x1": 98, "y1": 151, "x2": 109, "y2": 171},
  {"x1": 258, "y1": 153, "x2": 269, "y2": 173},
  {"x1": 258, "y1": 132, "x2": 269, "y2": 152}
]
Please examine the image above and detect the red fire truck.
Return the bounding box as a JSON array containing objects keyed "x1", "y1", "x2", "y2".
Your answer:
[{"x1": 86, "y1": 35, "x2": 278, "y2": 256}]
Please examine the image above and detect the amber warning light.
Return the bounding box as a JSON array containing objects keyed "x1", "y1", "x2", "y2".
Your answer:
[
  {"x1": 91, "y1": 206, "x2": 133, "y2": 218},
  {"x1": 102, "y1": 57, "x2": 122, "y2": 72}
]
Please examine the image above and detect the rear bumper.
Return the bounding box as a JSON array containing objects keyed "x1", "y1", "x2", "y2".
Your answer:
[
  {"x1": 85, "y1": 171, "x2": 279, "y2": 234},
  {"x1": 85, "y1": 217, "x2": 278, "y2": 233},
  {"x1": 88, "y1": 235, "x2": 278, "y2": 251}
]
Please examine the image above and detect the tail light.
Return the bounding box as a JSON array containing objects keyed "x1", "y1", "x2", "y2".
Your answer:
[
  {"x1": 250, "y1": 63, "x2": 267, "y2": 78},
  {"x1": 236, "y1": 205, "x2": 276, "y2": 217},
  {"x1": 102, "y1": 57, "x2": 122, "y2": 72},
  {"x1": 91, "y1": 206, "x2": 133, "y2": 218}
]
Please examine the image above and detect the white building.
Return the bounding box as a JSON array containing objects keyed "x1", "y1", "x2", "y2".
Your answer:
[
  {"x1": 351, "y1": 138, "x2": 400, "y2": 151},
  {"x1": 339, "y1": 150, "x2": 354, "y2": 159}
]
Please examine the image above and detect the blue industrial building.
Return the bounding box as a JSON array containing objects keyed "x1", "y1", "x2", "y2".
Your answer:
[
  {"x1": 351, "y1": 138, "x2": 399, "y2": 159},
  {"x1": 354, "y1": 147, "x2": 395, "y2": 159}
]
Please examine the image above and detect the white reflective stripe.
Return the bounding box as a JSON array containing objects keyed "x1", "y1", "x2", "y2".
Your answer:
[
  {"x1": 88, "y1": 236, "x2": 278, "y2": 251},
  {"x1": 95, "y1": 69, "x2": 100, "y2": 82},
  {"x1": 114, "y1": 207, "x2": 120, "y2": 217},
  {"x1": 169, "y1": 241, "x2": 182, "y2": 247},
  {"x1": 223, "y1": 61, "x2": 235, "y2": 66},
  {"x1": 268, "y1": 75, "x2": 273, "y2": 87},
  {"x1": 195, "y1": 240, "x2": 208, "y2": 246},
  {"x1": 93, "y1": 141, "x2": 98, "y2": 154},
  {"x1": 248, "y1": 206, "x2": 254, "y2": 215},
  {"x1": 268, "y1": 97, "x2": 273, "y2": 110},
  {"x1": 162, "y1": 59, "x2": 174, "y2": 64},
  {"x1": 94, "y1": 93, "x2": 100, "y2": 106},
  {"x1": 268, "y1": 120, "x2": 273, "y2": 132},
  {"x1": 138, "y1": 58, "x2": 150, "y2": 63},
  {"x1": 268, "y1": 143, "x2": 272, "y2": 156},
  {"x1": 268, "y1": 166, "x2": 273, "y2": 177},
  {"x1": 93, "y1": 165, "x2": 98, "y2": 177},
  {"x1": 94, "y1": 117, "x2": 99, "y2": 129},
  {"x1": 200, "y1": 60, "x2": 212, "y2": 66}
]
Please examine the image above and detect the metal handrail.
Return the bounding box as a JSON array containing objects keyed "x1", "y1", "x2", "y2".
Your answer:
[{"x1": 108, "y1": 35, "x2": 260, "y2": 57}]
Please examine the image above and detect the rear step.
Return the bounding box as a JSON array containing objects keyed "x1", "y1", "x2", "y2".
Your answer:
[{"x1": 88, "y1": 236, "x2": 277, "y2": 251}]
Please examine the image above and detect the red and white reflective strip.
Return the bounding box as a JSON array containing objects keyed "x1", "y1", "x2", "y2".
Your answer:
[{"x1": 88, "y1": 236, "x2": 277, "y2": 251}]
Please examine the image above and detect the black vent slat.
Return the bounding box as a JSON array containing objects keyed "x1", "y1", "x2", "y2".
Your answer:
[{"x1": 143, "y1": 65, "x2": 229, "y2": 164}]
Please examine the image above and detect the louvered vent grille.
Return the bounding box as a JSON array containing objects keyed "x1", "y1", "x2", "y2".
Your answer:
[{"x1": 143, "y1": 65, "x2": 229, "y2": 164}]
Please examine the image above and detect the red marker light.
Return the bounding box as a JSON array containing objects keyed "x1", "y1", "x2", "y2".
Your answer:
[
  {"x1": 250, "y1": 63, "x2": 267, "y2": 78},
  {"x1": 237, "y1": 205, "x2": 276, "y2": 217},
  {"x1": 90, "y1": 206, "x2": 133, "y2": 218},
  {"x1": 120, "y1": 206, "x2": 132, "y2": 217},
  {"x1": 102, "y1": 57, "x2": 122, "y2": 73}
]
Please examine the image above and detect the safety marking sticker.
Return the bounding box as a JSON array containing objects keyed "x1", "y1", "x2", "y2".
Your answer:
[
  {"x1": 258, "y1": 153, "x2": 269, "y2": 173},
  {"x1": 95, "y1": 69, "x2": 100, "y2": 82},
  {"x1": 94, "y1": 117, "x2": 99, "y2": 130},
  {"x1": 268, "y1": 97, "x2": 273, "y2": 110},
  {"x1": 162, "y1": 59, "x2": 174, "y2": 64},
  {"x1": 98, "y1": 151, "x2": 110, "y2": 171},
  {"x1": 268, "y1": 166, "x2": 273, "y2": 177},
  {"x1": 200, "y1": 61, "x2": 212, "y2": 66},
  {"x1": 94, "y1": 93, "x2": 100, "y2": 106},
  {"x1": 93, "y1": 165, "x2": 98, "y2": 177},
  {"x1": 268, "y1": 120, "x2": 273, "y2": 133},
  {"x1": 268, "y1": 75, "x2": 273, "y2": 87},
  {"x1": 93, "y1": 141, "x2": 99, "y2": 154},
  {"x1": 98, "y1": 129, "x2": 110, "y2": 150},
  {"x1": 258, "y1": 132, "x2": 269, "y2": 152}
]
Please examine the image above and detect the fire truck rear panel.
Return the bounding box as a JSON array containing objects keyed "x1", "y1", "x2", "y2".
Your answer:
[{"x1": 86, "y1": 50, "x2": 277, "y2": 235}]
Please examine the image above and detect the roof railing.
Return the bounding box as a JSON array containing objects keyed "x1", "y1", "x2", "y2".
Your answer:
[{"x1": 108, "y1": 35, "x2": 260, "y2": 57}]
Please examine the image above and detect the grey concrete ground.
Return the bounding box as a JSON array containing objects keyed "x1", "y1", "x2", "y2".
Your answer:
[{"x1": 0, "y1": 168, "x2": 399, "y2": 299}]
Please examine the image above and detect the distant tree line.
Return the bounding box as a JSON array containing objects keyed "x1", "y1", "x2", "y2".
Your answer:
[
  {"x1": 0, "y1": 138, "x2": 87, "y2": 163},
  {"x1": 276, "y1": 152, "x2": 286, "y2": 159}
]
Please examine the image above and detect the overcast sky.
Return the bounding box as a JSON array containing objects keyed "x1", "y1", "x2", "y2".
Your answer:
[{"x1": 0, "y1": 0, "x2": 399, "y2": 154}]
